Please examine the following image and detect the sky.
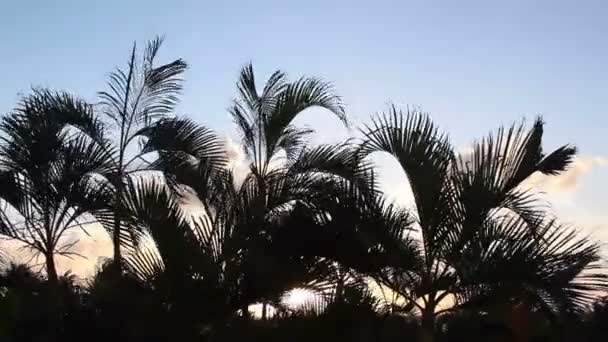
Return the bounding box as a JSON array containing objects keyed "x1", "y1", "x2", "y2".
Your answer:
[{"x1": 0, "y1": 0, "x2": 607, "y2": 275}]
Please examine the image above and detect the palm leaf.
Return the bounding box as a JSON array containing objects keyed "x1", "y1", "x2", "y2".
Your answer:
[
  {"x1": 136, "y1": 117, "x2": 227, "y2": 172},
  {"x1": 360, "y1": 106, "x2": 454, "y2": 261},
  {"x1": 264, "y1": 75, "x2": 346, "y2": 158},
  {"x1": 98, "y1": 36, "x2": 187, "y2": 128}
]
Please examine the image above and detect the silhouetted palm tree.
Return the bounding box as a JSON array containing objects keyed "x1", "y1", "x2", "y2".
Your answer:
[
  {"x1": 0, "y1": 36, "x2": 606, "y2": 342},
  {"x1": 228, "y1": 62, "x2": 347, "y2": 169},
  {"x1": 119, "y1": 167, "x2": 396, "y2": 337},
  {"x1": 360, "y1": 107, "x2": 607, "y2": 341},
  {"x1": 0, "y1": 90, "x2": 113, "y2": 284},
  {"x1": 155, "y1": 64, "x2": 361, "y2": 314},
  {"x1": 120, "y1": 155, "x2": 364, "y2": 319},
  {"x1": 122, "y1": 64, "x2": 409, "y2": 330},
  {"x1": 96, "y1": 36, "x2": 188, "y2": 265},
  {"x1": 228, "y1": 63, "x2": 348, "y2": 315},
  {"x1": 119, "y1": 178, "x2": 298, "y2": 337}
]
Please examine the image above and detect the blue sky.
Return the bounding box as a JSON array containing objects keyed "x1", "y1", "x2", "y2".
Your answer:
[
  {"x1": 1, "y1": 0, "x2": 607, "y2": 272},
  {"x1": 1, "y1": 0, "x2": 606, "y2": 149}
]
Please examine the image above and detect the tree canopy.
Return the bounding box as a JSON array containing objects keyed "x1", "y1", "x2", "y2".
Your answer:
[{"x1": 0, "y1": 38, "x2": 605, "y2": 342}]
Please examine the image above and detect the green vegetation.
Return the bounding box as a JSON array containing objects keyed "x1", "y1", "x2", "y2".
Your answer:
[{"x1": 0, "y1": 38, "x2": 606, "y2": 342}]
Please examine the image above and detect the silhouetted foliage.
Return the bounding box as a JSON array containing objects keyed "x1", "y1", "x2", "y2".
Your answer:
[
  {"x1": 0, "y1": 39, "x2": 605, "y2": 342},
  {"x1": 0, "y1": 90, "x2": 112, "y2": 284}
]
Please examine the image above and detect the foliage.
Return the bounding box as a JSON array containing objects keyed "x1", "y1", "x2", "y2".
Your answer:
[
  {"x1": 359, "y1": 107, "x2": 607, "y2": 340},
  {"x1": 0, "y1": 40, "x2": 605, "y2": 342},
  {"x1": 95, "y1": 36, "x2": 192, "y2": 264},
  {"x1": 0, "y1": 90, "x2": 113, "y2": 283}
]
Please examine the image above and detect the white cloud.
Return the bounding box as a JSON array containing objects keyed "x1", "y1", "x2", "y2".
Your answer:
[
  {"x1": 526, "y1": 156, "x2": 608, "y2": 197},
  {"x1": 225, "y1": 137, "x2": 250, "y2": 185},
  {"x1": 1, "y1": 223, "x2": 112, "y2": 279},
  {"x1": 55, "y1": 224, "x2": 112, "y2": 278}
]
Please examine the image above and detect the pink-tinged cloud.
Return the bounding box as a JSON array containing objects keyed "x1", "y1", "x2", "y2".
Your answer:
[
  {"x1": 1, "y1": 224, "x2": 112, "y2": 279},
  {"x1": 55, "y1": 224, "x2": 113, "y2": 278},
  {"x1": 526, "y1": 156, "x2": 608, "y2": 197}
]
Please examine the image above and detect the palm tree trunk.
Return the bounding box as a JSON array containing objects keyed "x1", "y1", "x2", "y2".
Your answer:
[
  {"x1": 419, "y1": 308, "x2": 436, "y2": 342},
  {"x1": 261, "y1": 301, "x2": 268, "y2": 320},
  {"x1": 112, "y1": 214, "x2": 122, "y2": 265},
  {"x1": 44, "y1": 250, "x2": 61, "y2": 320},
  {"x1": 335, "y1": 272, "x2": 345, "y2": 304},
  {"x1": 507, "y1": 303, "x2": 531, "y2": 342},
  {"x1": 112, "y1": 182, "x2": 123, "y2": 268},
  {"x1": 45, "y1": 251, "x2": 58, "y2": 285},
  {"x1": 242, "y1": 303, "x2": 250, "y2": 320}
]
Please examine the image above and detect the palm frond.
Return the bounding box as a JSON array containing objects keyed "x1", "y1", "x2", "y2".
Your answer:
[
  {"x1": 136, "y1": 117, "x2": 227, "y2": 172},
  {"x1": 120, "y1": 178, "x2": 213, "y2": 279},
  {"x1": 14, "y1": 88, "x2": 106, "y2": 143},
  {"x1": 450, "y1": 117, "x2": 578, "y2": 252},
  {"x1": 536, "y1": 144, "x2": 577, "y2": 176},
  {"x1": 260, "y1": 70, "x2": 288, "y2": 114},
  {"x1": 292, "y1": 294, "x2": 329, "y2": 316},
  {"x1": 236, "y1": 63, "x2": 260, "y2": 114},
  {"x1": 98, "y1": 36, "x2": 187, "y2": 133},
  {"x1": 265, "y1": 76, "x2": 346, "y2": 157},
  {"x1": 228, "y1": 102, "x2": 257, "y2": 160},
  {"x1": 229, "y1": 63, "x2": 346, "y2": 170},
  {"x1": 286, "y1": 142, "x2": 375, "y2": 195},
  {"x1": 360, "y1": 106, "x2": 454, "y2": 261},
  {"x1": 457, "y1": 117, "x2": 576, "y2": 197},
  {"x1": 0, "y1": 89, "x2": 118, "y2": 280},
  {"x1": 124, "y1": 243, "x2": 165, "y2": 283},
  {"x1": 456, "y1": 216, "x2": 608, "y2": 315},
  {"x1": 275, "y1": 125, "x2": 314, "y2": 161}
]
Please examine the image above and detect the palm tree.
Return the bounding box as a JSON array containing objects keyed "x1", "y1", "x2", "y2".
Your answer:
[
  {"x1": 161, "y1": 64, "x2": 355, "y2": 314},
  {"x1": 122, "y1": 149, "x2": 368, "y2": 322},
  {"x1": 0, "y1": 90, "x2": 113, "y2": 284},
  {"x1": 119, "y1": 151, "x2": 388, "y2": 335},
  {"x1": 118, "y1": 177, "x2": 326, "y2": 336},
  {"x1": 229, "y1": 63, "x2": 347, "y2": 175},
  {"x1": 125, "y1": 63, "x2": 406, "y2": 325},
  {"x1": 96, "y1": 36, "x2": 188, "y2": 265},
  {"x1": 229, "y1": 64, "x2": 349, "y2": 316},
  {"x1": 359, "y1": 107, "x2": 607, "y2": 341}
]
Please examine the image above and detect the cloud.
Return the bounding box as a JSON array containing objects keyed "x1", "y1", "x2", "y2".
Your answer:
[
  {"x1": 523, "y1": 156, "x2": 608, "y2": 256},
  {"x1": 224, "y1": 136, "x2": 285, "y2": 185},
  {"x1": 225, "y1": 137, "x2": 244, "y2": 165},
  {"x1": 526, "y1": 156, "x2": 608, "y2": 197},
  {"x1": 382, "y1": 180, "x2": 415, "y2": 207},
  {"x1": 225, "y1": 137, "x2": 250, "y2": 185},
  {"x1": 580, "y1": 222, "x2": 608, "y2": 242},
  {"x1": 371, "y1": 152, "x2": 416, "y2": 207},
  {"x1": 1, "y1": 224, "x2": 112, "y2": 279},
  {"x1": 55, "y1": 225, "x2": 112, "y2": 278}
]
